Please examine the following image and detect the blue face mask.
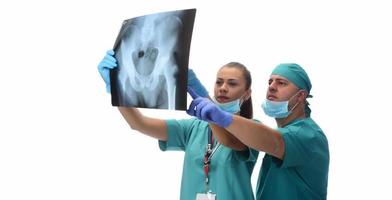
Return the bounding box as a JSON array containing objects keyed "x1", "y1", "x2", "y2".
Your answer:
[
  {"x1": 261, "y1": 91, "x2": 300, "y2": 118},
  {"x1": 213, "y1": 97, "x2": 241, "y2": 114}
]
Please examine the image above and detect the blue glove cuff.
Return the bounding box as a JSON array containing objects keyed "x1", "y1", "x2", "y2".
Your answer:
[
  {"x1": 188, "y1": 69, "x2": 209, "y2": 97},
  {"x1": 188, "y1": 78, "x2": 209, "y2": 97},
  {"x1": 106, "y1": 84, "x2": 111, "y2": 93}
]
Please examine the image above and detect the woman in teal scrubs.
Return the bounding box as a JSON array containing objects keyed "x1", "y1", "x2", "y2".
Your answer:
[
  {"x1": 98, "y1": 50, "x2": 259, "y2": 200},
  {"x1": 188, "y1": 63, "x2": 329, "y2": 200}
]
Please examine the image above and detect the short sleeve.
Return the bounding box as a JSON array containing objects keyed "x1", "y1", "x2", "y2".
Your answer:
[
  {"x1": 158, "y1": 119, "x2": 197, "y2": 151},
  {"x1": 233, "y1": 147, "x2": 259, "y2": 162},
  {"x1": 277, "y1": 125, "x2": 318, "y2": 168}
]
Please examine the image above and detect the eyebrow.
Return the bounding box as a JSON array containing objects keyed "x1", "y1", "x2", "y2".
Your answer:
[
  {"x1": 217, "y1": 78, "x2": 240, "y2": 82},
  {"x1": 270, "y1": 78, "x2": 289, "y2": 82}
]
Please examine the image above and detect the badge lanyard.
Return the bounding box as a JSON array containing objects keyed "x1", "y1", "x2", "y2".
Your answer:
[{"x1": 203, "y1": 128, "x2": 221, "y2": 193}]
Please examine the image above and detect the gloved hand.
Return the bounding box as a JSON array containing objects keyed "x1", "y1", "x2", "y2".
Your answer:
[
  {"x1": 187, "y1": 87, "x2": 233, "y2": 128},
  {"x1": 188, "y1": 69, "x2": 209, "y2": 97},
  {"x1": 98, "y1": 50, "x2": 118, "y2": 93}
]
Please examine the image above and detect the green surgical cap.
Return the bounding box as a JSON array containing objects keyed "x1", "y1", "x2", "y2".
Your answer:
[
  {"x1": 272, "y1": 63, "x2": 312, "y2": 117},
  {"x1": 271, "y1": 63, "x2": 312, "y2": 95}
]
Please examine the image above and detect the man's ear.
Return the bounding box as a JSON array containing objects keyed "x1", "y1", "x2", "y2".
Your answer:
[{"x1": 298, "y1": 90, "x2": 308, "y2": 102}]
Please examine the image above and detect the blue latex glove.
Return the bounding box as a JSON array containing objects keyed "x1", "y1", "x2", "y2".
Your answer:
[
  {"x1": 98, "y1": 50, "x2": 118, "y2": 93},
  {"x1": 186, "y1": 87, "x2": 233, "y2": 128},
  {"x1": 187, "y1": 69, "x2": 209, "y2": 97}
]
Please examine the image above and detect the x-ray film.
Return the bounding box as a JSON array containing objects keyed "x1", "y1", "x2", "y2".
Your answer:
[{"x1": 110, "y1": 8, "x2": 196, "y2": 110}]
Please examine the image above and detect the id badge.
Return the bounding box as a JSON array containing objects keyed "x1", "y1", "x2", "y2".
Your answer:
[{"x1": 196, "y1": 192, "x2": 216, "y2": 200}]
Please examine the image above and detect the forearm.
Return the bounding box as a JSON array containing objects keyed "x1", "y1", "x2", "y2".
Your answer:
[
  {"x1": 209, "y1": 123, "x2": 247, "y2": 151},
  {"x1": 225, "y1": 116, "x2": 285, "y2": 159},
  {"x1": 118, "y1": 107, "x2": 168, "y2": 141}
]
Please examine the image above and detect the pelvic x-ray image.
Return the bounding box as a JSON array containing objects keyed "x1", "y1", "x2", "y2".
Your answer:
[{"x1": 110, "y1": 9, "x2": 196, "y2": 110}]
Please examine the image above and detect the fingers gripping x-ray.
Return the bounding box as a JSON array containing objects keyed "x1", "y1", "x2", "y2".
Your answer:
[{"x1": 114, "y1": 12, "x2": 186, "y2": 109}]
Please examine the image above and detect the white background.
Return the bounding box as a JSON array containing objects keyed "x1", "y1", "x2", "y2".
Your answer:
[{"x1": 1, "y1": 0, "x2": 391, "y2": 199}]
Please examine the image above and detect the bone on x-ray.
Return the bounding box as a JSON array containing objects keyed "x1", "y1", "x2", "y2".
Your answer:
[{"x1": 111, "y1": 8, "x2": 196, "y2": 110}]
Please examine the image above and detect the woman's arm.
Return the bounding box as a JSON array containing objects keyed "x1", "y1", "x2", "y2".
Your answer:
[
  {"x1": 118, "y1": 107, "x2": 168, "y2": 141},
  {"x1": 209, "y1": 123, "x2": 247, "y2": 151},
  {"x1": 226, "y1": 116, "x2": 285, "y2": 159}
]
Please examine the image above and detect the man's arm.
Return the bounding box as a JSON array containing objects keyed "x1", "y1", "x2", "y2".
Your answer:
[{"x1": 225, "y1": 116, "x2": 285, "y2": 159}]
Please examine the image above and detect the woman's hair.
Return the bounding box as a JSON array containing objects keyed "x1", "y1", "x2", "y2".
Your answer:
[{"x1": 222, "y1": 62, "x2": 253, "y2": 119}]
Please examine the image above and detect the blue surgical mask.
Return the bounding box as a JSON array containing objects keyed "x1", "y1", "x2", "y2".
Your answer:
[
  {"x1": 261, "y1": 91, "x2": 301, "y2": 118},
  {"x1": 213, "y1": 97, "x2": 241, "y2": 114}
]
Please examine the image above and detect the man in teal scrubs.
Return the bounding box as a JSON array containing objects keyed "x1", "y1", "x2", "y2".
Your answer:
[
  {"x1": 188, "y1": 63, "x2": 329, "y2": 200},
  {"x1": 254, "y1": 63, "x2": 329, "y2": 200}
]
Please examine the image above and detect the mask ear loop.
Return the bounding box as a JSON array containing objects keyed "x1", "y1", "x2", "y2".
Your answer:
[
  {"x1": 239, "y1": 90, "x2": 251, "y2": 108},
  {"x1": 288, "y1": 90, "x2": 303, "y2": 112}
]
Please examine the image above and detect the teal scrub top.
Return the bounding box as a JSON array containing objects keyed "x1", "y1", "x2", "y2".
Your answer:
[
  {"x1": 256, "y1": 117, "x2": 329, "y2": 200},
  {"x1": 159, "y1": 118, "x2": 259, "y2": 200}
]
